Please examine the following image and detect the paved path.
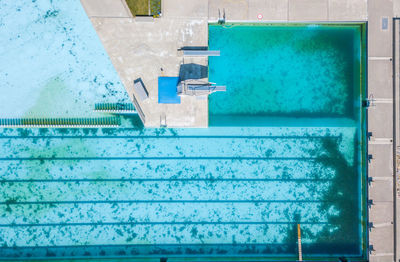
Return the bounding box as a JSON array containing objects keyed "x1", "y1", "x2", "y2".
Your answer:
[
  {"x1": 80, "y1": 0, "x2": 209, "y2": 127},
  {"x1": 81, "y1": 0, "x2": 131, "y2": 18},
  {"x1": 367, "y1": 1, "x2": 398, "y2": 262},
  {"x1": 208, "y1": 0, "x2": 367, "y2": 22}
]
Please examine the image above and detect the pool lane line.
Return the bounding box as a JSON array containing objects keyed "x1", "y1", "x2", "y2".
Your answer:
[
  {"x1": 0, "y1": 200, "x2": 335, "y2": 205},
  {"x1": 0, "y1": 178, "x2": 334, "y2": 183},
  {"x1": 0, "y1": 135, "x2": 342, "y2": 139},
  {"x1": 0, "y1": 221, "x2": 332, "y2": 227},
  {"x1": 0, "y1": 157, "x2": 336, "y2": 161}
]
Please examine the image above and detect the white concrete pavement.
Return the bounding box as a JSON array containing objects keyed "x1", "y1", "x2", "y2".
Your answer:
[
  {"x1": 367, "y1": 0, "x2": 397, "y2": 262},
  {"x1": 208, "y1": 0, "x2": 367, "y2": 22}
]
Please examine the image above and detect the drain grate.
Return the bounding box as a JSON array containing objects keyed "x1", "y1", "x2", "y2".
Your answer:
[{"x1": 382, "y1": 17, "x2": 388, "y2": 30}]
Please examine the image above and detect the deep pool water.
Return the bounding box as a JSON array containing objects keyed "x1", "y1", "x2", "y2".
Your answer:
[{"x1": 209, "y1": 24, "x2": 361, "y2": 119}]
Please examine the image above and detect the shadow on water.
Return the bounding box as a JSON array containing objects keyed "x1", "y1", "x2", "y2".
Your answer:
[
  {"x1": 314, "y1": 136, "x2": 360, "y2": 254},
  {"x1": 178, "y1": 63, "x2": 208, "y2": 81},
  {"x1": 120, "y1": 115, "x2": 144, "y2": 131},
  {"x1": 282, "y1": 136, "x2": 361, "y2": 257}
]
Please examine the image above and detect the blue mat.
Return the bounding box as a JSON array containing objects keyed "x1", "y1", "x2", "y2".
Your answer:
[{"x1": 158, "y1": 77, "x2": 181, "y2": 104}]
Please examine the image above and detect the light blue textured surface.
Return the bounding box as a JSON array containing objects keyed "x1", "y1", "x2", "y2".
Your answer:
[{"x1": 0, "y1": 0, "x2": 129, "y2": 118}]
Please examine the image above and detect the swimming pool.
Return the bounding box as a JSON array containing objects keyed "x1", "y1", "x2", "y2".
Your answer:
[
  {"x1": 208, "y1": 23, "x2": 367, "y2": 259},
  {"x1": 0, "y1": 124, "x2": 365, "y2": 260},
  {"x1": 209, "y1": 24, "x2": 363, "y2": 124},
  {"x1": 0, "y1": 1, "x2": 367, "y2": 260}
]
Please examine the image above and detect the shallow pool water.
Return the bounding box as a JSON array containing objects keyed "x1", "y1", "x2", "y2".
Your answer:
[
  {"x1": 0, "y1": 0, "x2": 129, "y2": 118},
  {"x1": 0, "y1": 123, "x2": 363, "y2": 259}
]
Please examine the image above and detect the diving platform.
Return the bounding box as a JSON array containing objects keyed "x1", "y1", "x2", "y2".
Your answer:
[
  {"x1": 182, "y1": 50, "x2": 220, "y2": 57},
  {"x1": 177, "y1": 80, "x2": 226, "y2": 96}
]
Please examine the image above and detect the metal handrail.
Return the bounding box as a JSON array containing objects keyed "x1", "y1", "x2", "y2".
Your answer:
[{"x1": 131, "y1": 95, "x2": 146, "y2": 125}]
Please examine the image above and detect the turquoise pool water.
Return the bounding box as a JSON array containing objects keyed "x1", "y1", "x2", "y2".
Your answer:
[
  {"x1": 207, "y1": 23, "x2": 367, "y2": 259},
  {"x1": 0, "y1": 2, "x2": 367, "y2": 260},
  {"x1": 0, "y1": 124, "x2": 363, "y2": 259},
  {"x1": 209, "y1": 24, "x2": 361, "y2": 121}
]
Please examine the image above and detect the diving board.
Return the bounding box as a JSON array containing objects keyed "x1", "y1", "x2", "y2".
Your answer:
[
  {"x1": 183, "y1": 50, "x2": 220, "y2": 57},
  {"x1": 187, "y1": 85, "x2": 226, "y2": 92},
  {"x1": 177, "y1": 80, "x2": 226, "y2": 96},
  {"x1": 133, "y1": 79, "x2": 149, "y2": 101}
]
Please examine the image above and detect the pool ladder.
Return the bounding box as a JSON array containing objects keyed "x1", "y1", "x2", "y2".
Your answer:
[{"x1": 218, "y1": 8, "x2": 226, "y2": 24}]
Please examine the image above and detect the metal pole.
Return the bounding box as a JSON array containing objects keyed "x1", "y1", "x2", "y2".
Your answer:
[{"x1": 297, "y1": 224, "x2": 302, "y2": 261}]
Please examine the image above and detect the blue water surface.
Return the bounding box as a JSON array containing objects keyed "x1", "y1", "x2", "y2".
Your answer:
[
  {"x1": 0, "y1": 0, "x2": 129, "y2": 118},
  {"x1": 209, "y1": 24, "x2": 361, "y2": 119}
]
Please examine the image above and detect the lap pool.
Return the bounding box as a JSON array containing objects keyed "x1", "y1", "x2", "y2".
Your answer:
[{"x1": 0, "y1": 1, "x2": 367, "y2": 260}]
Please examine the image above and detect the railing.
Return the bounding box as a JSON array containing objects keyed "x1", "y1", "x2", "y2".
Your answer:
[
  {"x1": 131, "y1": 95, "x2": 146, "y2": 125},
  {"x1": 0, "y1": 117, "x2": 121, "y2": 128},
  {"x1": 94, "y1": 103, "x2": 137, "y2": 113}
]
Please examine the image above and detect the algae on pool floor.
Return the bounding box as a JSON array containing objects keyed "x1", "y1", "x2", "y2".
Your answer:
[{"x1": 0, "y1": 124, "x2": 364, "y2": 258}]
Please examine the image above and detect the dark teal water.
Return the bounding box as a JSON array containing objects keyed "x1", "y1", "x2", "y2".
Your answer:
[
  {"x1": 208, "y1": 23, "x2": 367, "y2": 259},
  {"x1": 209, "y1": 24, "x2": 361, "y2": 120}
]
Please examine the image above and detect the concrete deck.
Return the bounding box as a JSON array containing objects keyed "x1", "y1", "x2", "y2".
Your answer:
[
  {"x1": 80, "y1": 0, "x2": 399, "y2": 260},
  {"x1": 208, "y1": 0, "x2": 368, "y2": 22},
  {"x1": 80, "y1": 0, "x2": 132, "y2": 18},
  {"x1": 367, "y1": 0, "x2": 398, "y2": 262},
  {"x1": 81, "y1": 0, "x2": 209, "y2": 127}
]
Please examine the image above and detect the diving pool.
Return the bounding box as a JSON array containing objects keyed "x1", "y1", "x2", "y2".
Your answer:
[
  {"x1": 209, "y1": 24, "x2": 363, "y2": 122},
  {"x1": 0, "y1": 1, "x2": 367, "y2": 260}
]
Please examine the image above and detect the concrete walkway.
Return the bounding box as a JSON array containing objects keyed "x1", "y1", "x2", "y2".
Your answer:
[
  {"x1": 80, "y1": 0, "x2": 132, "y2": 18},
  {"x1": 367, "y1": 0, "x2": 398, "y2": 261},
  {"x1": 80, "y1": 0, "x2": 209, "y2": 127},
  {"x1": 208, "y1": 0, "x2": 367, "y2": 22}
]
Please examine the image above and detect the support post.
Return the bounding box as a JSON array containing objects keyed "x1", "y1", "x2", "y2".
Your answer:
[{"x1": 297, "y1": 224, "x2": 302, "y2": 261}]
